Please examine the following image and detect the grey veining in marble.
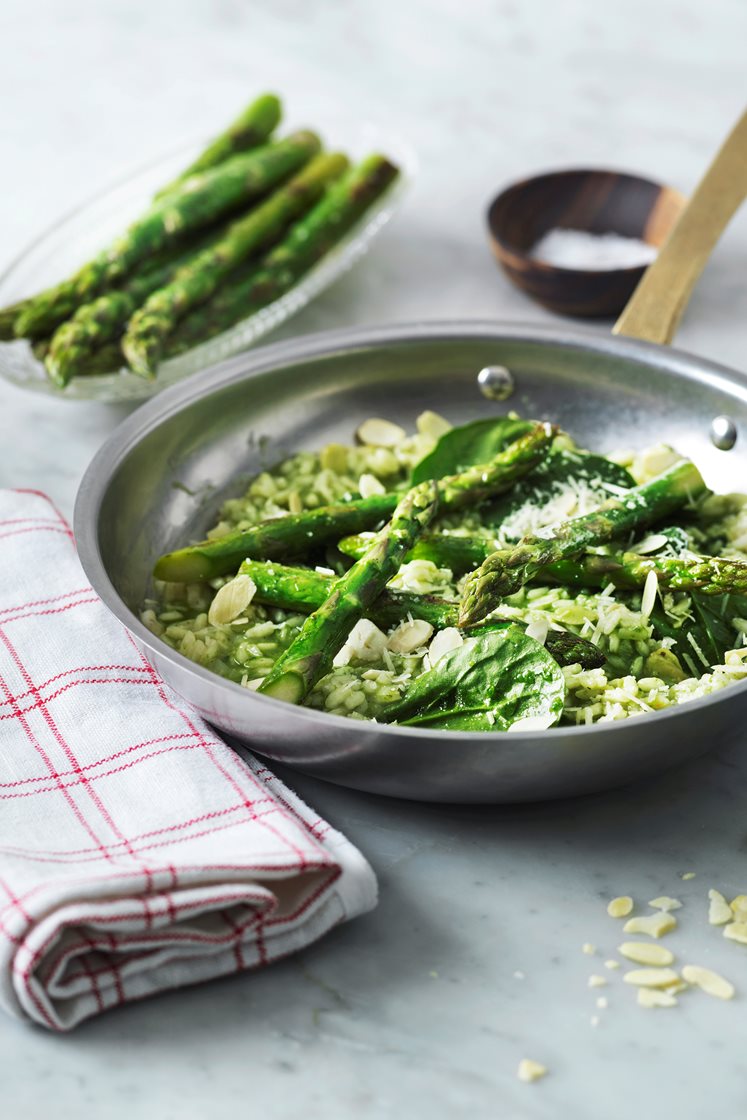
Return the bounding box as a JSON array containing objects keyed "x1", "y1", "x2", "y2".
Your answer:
[{"x1": 2, "y1": 1, "x2": 747, "y2": 1116}]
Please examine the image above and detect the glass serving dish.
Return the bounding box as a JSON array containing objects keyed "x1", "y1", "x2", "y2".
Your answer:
[{"x1": 0, "y1": 123, "x2": 413, "y2": 402}]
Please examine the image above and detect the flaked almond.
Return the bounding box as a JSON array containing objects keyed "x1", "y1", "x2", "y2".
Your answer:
[
  {"x1": 356, "y1": 418, "x2": 407, "y2": 448},
  {"x1": 637, "y1": 988, "x2": 678, "y2": 1009},
  {"x1": 367, "y1": 447, "x2": 400, "y2": 477},
  {"x1": 428, "y1": 627, "x2": 464, "y2": 665},
  {"x1": 208, "y1": 574, "x2": 257, "y2": 626},
  {"x1": 708, "y1": 889, "x2": 732, "y2": 926},
  {"x1": 640, "y1": 569, "x2": 659, "y2": 619},
  {"x1": 630, "y1": 533, "x2": 669, "y2": 555},
  {"x1": 388, "y1": 619, "x2": 434, "y2": 655},
  {"x1": 525, "y1": 615, "x2": 549, "y2": 646},
  {"x1": 648, "y1": 896, "x2": 682, "y2": 911},
  {"x1": 723, "y1": 921, "x2": 747, "y2": 945},
  {"x1": 588, "y1": 974, "x2": 607, "y2": 988},
  {"x1": 333, "y1": 619, "x2": 388, "y2": 666},
  {"x1": 506, "y1": 712, "x2": 557, "y2": 733},
  {"x1": 634, "y1": 443, "x2": 682, "y2": 480},
  {"x1": 319, "y1": 442, "x2": 349, "y2": 473},
  {"x1": 623, "y1": 967, "x2": 679, "y2": 989},
  {"x1": 358, "y1": 472, "x2": 386, "y2": 499},
  {"x1": 618, "y1": 942, "x2": 674, "y2": 967},
  {"x1": 416, "y1": 410, "x2": 452, "y2": 439},
  {"x1": 607, "y1": 896, "x2": 634, "y2": 918},
  {"x1": 681, "y1": 964, "x2": 735, "y2": 1000},
  {"x1": 623, "y1": 912, "x2": 677, "y2": 938},
  {"x1": 517, "y1": 1059, "x2": 547, "y2": 1084}
]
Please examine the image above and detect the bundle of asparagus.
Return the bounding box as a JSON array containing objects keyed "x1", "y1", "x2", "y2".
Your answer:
[{"x1": 1, "y1": 93, "x2": 401, "y2": 388}]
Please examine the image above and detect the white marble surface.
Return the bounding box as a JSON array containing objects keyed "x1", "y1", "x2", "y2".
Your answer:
[{"x1": 2, "y1": 1, "x2": 747, "y2": 1115}]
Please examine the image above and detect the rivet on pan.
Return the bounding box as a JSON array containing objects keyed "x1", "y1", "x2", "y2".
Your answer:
[
  {"x1": 710, "y1": 416, "x2": 737, "y2": 451},
  {"x1": 477, "y1": 365, "x2": 514, "y2": 401}
]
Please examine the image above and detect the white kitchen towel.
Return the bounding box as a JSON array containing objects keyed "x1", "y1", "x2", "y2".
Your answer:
[{"x1": 0, "y1": 488, "x2": 377, "y2": 1031}]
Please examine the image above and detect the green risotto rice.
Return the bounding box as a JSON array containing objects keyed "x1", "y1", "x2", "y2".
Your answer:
[{"x1": 143, "y1": 412, "x2": 747, "y2": 727}]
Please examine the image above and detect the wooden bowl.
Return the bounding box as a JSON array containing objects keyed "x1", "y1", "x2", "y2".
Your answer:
[{"x1": 487, "y1": 169, "x2": 686, "y2": 318}]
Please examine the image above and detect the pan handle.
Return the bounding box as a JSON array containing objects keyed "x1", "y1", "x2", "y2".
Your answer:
[{"x1": 613, "y1": 109, "x2": 747, "y2": 345}]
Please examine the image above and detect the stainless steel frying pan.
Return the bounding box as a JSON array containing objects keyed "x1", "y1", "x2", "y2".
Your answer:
[{"x1": 74, "y1": 116, "x2": 747, "y2": 803}]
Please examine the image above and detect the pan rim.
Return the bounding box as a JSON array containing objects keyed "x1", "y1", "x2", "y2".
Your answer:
[{"x1": 74, "y1": 318, "x2": 747, "y2": 742}]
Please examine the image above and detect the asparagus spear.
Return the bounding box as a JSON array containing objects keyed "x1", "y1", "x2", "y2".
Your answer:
[
  {"x1": 12, "y1": 238, "x2": 221, "y2": 345},
  {"x1": 157, "y1": 493, "x2": 400, "y2": 582},
  {"x1": 123, "y1": 151, "x2": 350, "y2": 377},
  {"x1": 339, "y1": 531, "x2": 491, "y2": 574},
  {"x1": 32, "y1": 338, "x2": 123, "y2": 376},
  {"x1": 542, "y1": 549, "x2": 747, "y2": 595},
  {"x1": 154, "y1": 93, "x2": 282, "y2": 199},
  {"x1": 14, "y1": 132, "x2": 321, "y2": 339},
  {"x1": 43, "y1": 254, "x2": 197, "y2": 387},
  {"x1": 256, "y1": 427, "x2": 555, "y2": 705},
  {"x1": 0, "y1": 298, "x2": 31, "y2": 340},
  {"x1": 238, "y1": 558, "x2": 604, "y2": 669},
  {"x1": 342, "y1": 530, "x2": 747, "y2": 595},
  {"x1": 154, "y1": 422, "x2": 554, "y2": 582},
  {"x1": 42, "y1": 229, "x2": 250, "y2": 387},
  {"x1": 257, "y1": 481, "x2": 440, "y2": 704},
  {"x1": 459, "y1": 460, "x2": 708, "y2": 627},
  {"x1": 166, "y1": 154, "x2": 400, "y2": 355}
]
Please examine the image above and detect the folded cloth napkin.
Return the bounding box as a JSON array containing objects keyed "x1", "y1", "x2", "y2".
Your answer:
[{"x1": 0, "y1": 489, "x2": 376, "y2": 1031}]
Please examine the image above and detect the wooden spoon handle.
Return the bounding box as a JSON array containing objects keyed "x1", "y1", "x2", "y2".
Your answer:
[{"x1": 613, "y1": 109, "x2": 747, "y2": 345}]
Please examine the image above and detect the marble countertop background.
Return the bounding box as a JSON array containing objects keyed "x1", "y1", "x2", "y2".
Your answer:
[{"x1": 1, "y1": 1, "x2": 747, "y2": 1116}]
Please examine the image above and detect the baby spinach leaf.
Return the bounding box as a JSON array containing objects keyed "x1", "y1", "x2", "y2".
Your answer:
[
  {"x1": 411, "y1": 416, "x2": 534, "y2": 483},
  {"x1": 482, "y1": 450, "x2": 635, "y2": 538},
  {"x1": 651, "y1": 591, "x2": 747, "y2": 674},
  {"x1": 379, "y1": 624, "x2": 566, "y2": 732}
]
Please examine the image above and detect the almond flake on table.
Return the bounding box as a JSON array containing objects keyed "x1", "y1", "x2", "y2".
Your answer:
[
  {"x1": 681, "y1": 964, "x2": 735, "y2": 1000},
  {"x1": 708, "y1": 889, "x2": 733, "y2": 925},
  {"x1": 623, "y1": 968, "x2": 680, "y2": 989},
  {"x1": 723, "y1": 922, "x2": 747, "y2": 945},
  {"x1": 618, "y1": 942, "x2": 674, "y2": 967},
  {"x1": 517, "y1": 1059, "x2": 548, "y2": 1084},
  {"x1": 623, "y1": 912, "x2": 677, "y2": 938},
  {"x1": 648, "y1": 896, "x2": 682, "y2": 911},
  {"x1": 607, "y1": 896, "x2": 634, "y2": 918},
  {"x1": 637, "y1": 989, "x2": 679, "y2": 1009}
]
